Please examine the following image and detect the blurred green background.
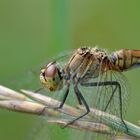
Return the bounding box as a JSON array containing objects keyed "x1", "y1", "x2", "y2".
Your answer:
[{"x1": 0, "y1": 0, "x2": 140, "y2": 139}]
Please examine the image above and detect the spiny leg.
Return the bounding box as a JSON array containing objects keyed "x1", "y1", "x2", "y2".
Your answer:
[
  {"x1": 63, "y1": 85, "x2": 90, "y2": 128},
  {"x1": 58, "y1": 83, "x2": 82, "y2": 109},
  {"x1": 75, "y1": 89, "x2": 82, "y2": 105},
  {"x1": 104, "y1": 85, "x2": 117, "y2": 111},
  {"x1": 41, "y1": 83, "x2": 70, "y2": 115},
  {"x1": 81, "y1": 81, "x2": 128, "y2": 132},
  {"x1": 56, "y1": 83, "x2": 70, "y2": 109},
  {"x1": 117, "y1": 83, "x2": 128, "y2": 132}
]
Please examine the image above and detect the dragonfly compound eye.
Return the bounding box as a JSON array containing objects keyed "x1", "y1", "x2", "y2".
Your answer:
[
  {"x1": 40, "y1": 62, "x2": 63, "y2": 91},
  {"x1": 45, "y1": 63, "x2": 57, "y2": 77}
]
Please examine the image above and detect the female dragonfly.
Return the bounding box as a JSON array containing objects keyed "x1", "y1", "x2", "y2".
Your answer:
[{"x1": 39, "y1": 47, "x2": 140, "y2": 132}]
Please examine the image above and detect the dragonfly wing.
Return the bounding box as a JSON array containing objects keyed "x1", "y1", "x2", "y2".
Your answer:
[
  {"x1": 2, "y1": 50, "x2": 73, "y2": 91},
  {"x1": 79, "y1": 68, "x2": 129, "y2": 137},
  {"x1": 4, "y1": 48, "x2": 129, "y2": 140}
]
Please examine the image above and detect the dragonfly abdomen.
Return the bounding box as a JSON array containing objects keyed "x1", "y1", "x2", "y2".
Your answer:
[{"x1": 112, "y1": 49, "x2": 140, "y2": 71}]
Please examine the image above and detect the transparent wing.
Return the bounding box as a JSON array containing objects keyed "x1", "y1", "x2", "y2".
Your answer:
[
  {"x1": 2, "y1": 49, "x2": 73, "y2": 91},
  {"x1": 2, "y1": 49, "x2": 130, "y2": 140},
  {"x1": 26, "y1": 73, "x2": 129, "y2": 139},
  {"x1": 86, "y1": 70, "x2": 129, "y2": 118},
  {"x1": 1, "y1": 50, "x2": 83, "y2": 140},
  {"x1": 3, "y1": 49, "x2": 102, "y2": 140},
  {"x1": 77, "y1": 62, "x2": 130, "y2": 138}
]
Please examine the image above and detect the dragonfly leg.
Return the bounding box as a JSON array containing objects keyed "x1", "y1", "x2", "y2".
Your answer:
[
  {"x1": 117, "y1": 83, "x2": 129, "y2": 132},
  {"x1": 58, "y1": 82, "x2": 82, "y2": 108},
  {"x1": 75, "y1": 89, "x2": 82, "y2": 105},
  {"x1": 81, "y1": 81, "x2": 128, "y2": 132},
  {"x1": 63, "y1": 85, "x2": 90, "y2": 128},
  {"x1": 104, "y1": 85, "x2": 118, "y2": 111},
  {"x1": 34, "y1": 87, "x2": 44, "y2": 93},
  {"x1": 40, "y1": 84, "x2": 70, "y2": 115},
  {"x1": 81, "y1": 81, "x2": 118, "y2": 111},
  {"x1": 55, "y1": 83, "x2": 70, "y2": 109}
]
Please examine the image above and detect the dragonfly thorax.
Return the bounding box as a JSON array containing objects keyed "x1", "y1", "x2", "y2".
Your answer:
[
  {"x1": 65, "y1": 47, "x2": 109, "y2": 80},
  {"x1": 40, "y1": 62, "x2": 63, "y2": 91}
]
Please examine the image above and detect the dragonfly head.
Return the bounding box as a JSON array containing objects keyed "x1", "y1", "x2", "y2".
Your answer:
[{"x1": 40, "y1": 62, "x2": 63, "y2": 91}]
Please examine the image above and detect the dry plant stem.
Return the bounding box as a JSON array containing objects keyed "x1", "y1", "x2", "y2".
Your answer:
[
  {"x1": 0, "y1": 85, "x2": 109, "y2": 134},
  {"x1": 21, "y1": 89, "x2": 140, "y2": 138},
  {"x1": 21, "y1": 89, "x2": 82, "y2": 117},
  {"x1": 0, "y1": 85, "x2": 140, "y2": 139},
  {"x1": 48, "y1": 119, "x2": 111, "y2": 134},
  {"x1": 79, "y1": 106, "x2": 140, "y2": 138},
  {"x1": 0, "y1": 85, "x2": 30, "y2": 101},
  {"x1": 0, "y1": 100, "x2": 58, "y2": 116}
]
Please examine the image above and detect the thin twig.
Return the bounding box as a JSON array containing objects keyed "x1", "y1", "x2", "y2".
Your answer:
[
  {"x1": 0, "y1": 85, "x2": 139, "y2": 139},
  {"x1": 0, "y1": 85, "x2": 110, "y2": 134}
]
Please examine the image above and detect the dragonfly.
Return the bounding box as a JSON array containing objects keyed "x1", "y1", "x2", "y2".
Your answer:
[{"x1": 39, "y1": 47, "x2": 140, "y2": 134}]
